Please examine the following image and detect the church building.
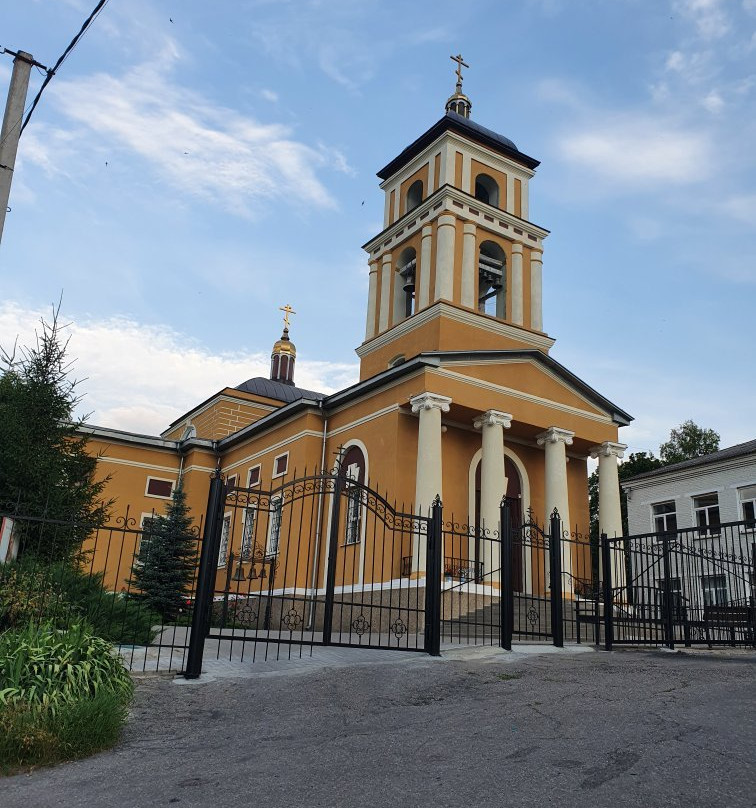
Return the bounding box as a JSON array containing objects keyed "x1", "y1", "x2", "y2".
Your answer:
[{"x1": 84, "y1": 60, "x2": 631, "y2": 596}]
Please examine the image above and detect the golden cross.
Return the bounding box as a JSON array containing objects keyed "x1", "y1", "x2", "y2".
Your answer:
[
  {"x1": 279, "y1": 303, "x2": 296, "y2": 329},
  {"x1": 450, "y1": 53, "x2": 469, "y2": 87}
]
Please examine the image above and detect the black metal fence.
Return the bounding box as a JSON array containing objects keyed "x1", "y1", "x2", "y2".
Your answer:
[
  {"x1": 603, "y1": 521, "x2": 756, "y2": 649},
  {"x1": 0, "y1": 506, "x2": 204, "y2": 673}
]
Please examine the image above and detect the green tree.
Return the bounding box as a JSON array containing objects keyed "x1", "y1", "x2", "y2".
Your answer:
[
  {"x1": 0, "y1": 309, "x2": 109, "y2": 559},
  {"x1": 128, "y1": 483, "x2": 198, "y2": 621},
  {"x1": 659, "y1": 419, "x2": 720, "y2": 465}
]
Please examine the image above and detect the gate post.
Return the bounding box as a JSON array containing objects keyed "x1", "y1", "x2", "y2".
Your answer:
[
  {"x1": 549, "y1": 509, "x2": 564, "y2": 648},
  {"x1": 601, "y1": 532, "x2": 614, "y2": 651},
  {"x1": 661, "y1": 535, "x2": 675, "y2": 650},
  {"x1": 499, "y1": 497, "x2": 514, "y2": 651},
  {"x1": 322, "y1": 472, "x2": 344, "y2": 646},
  {"x1": 184, "y1": 472, "x2": 226, "y2": 679},
  {"x1": 424, "y1": 496, "x2": 443, "y2": 657}
]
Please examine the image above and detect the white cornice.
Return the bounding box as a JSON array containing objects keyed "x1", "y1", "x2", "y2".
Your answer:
[
  {"x1": 621, "y1": 454, "x2": 756, "y2": 492},
  {"x1": 355, "y1": 301, "x2": 555, "y2": 358},
  {"x1": 363, "y1": 185, "x2": 548, "y2": 258}
]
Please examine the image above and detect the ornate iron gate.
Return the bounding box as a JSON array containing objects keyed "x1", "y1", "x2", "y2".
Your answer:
[{"x1": 185, "y1": 469, "x2": 439, "y2": 675}]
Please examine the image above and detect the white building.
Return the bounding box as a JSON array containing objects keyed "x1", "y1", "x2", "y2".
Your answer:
[{"x1": 621, "y1": 439, "x2": 756, "y2": 620}]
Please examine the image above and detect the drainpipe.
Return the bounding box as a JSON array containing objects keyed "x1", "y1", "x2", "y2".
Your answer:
[{"x1": 307, "y1": 403, "x2": 328, "y2": 629}]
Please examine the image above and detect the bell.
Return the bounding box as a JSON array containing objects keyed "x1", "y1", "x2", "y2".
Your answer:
[
  {"x1": 247, "y1": 564, "x2": 258, "y2": 580},
  {"x1": 233, "y1": 563, "x2": 246, "y2": 581},
  {"x1": 402, "y1": 277, "x2": 415, "y2": 294},
  {"x1": 259, "y1": 564, "x2": 267, "y2": 579}
]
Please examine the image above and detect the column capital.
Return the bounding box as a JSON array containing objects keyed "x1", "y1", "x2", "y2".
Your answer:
[
  {"x1": 536, "y1": 426, "x2": 574, "y2": 447},
  {"x1": 421, "y1": 224, "x2": 433, "y2": 237},
  {"x1": 410, "y1": 392, "x2": 452, "y2": 414},
  {"x1": 589, "y1": 441, "x2": 627, "y2": 460},
  {"x1": 511, "y1": 241, "x2": 524, "y2": 254},
  {"x1": 473, "y1": 410, "x2": 512, "y2": 430},
  {"x1": 463, "y1": 222, "x2": 477, "y2": 235}
]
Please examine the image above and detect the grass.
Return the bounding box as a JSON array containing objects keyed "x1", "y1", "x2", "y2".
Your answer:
[{"x1": 0, "y1": 623, "x2": 133, "y2": 773}]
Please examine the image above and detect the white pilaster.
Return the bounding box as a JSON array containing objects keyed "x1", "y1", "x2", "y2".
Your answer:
[
  {"x1": 530, "y1": 250, "x2": 543, "y2": 331},
  {"x1": 441, "y1": 142, "x2": 456, "y2": 186},
  {"x1": 474, "y1": 410, "x2": 512, "y2": 582},
  {"x1": 461, "y1": 222, "x2": 477, "y2": 308},
  {"x1": 435, "y1": 214, "x2": 456, "y2": 302},
  {"x1": 511, "y1": 243, "x2": 524, "y2": 326},
  {"x1": 379, "y1": 253, "x2": 392, "y2": 332},
  {"x1": 418, "y1": 225, "x2": 433, "y2": 310},
  {"x1": 461, "y1": 153, "x2": 471, "y2": 195},
  {"x1": 365, "y1": 261, "x2": 379, "y2": 340},
  {"x1": 410, "y1": 392, "x2": 452, "y2": 572},
  {"x1": 536, "y1": 426, "x2": 574, "y2": 591},
  {"x1": 590, "y1": 441, "x2": 628, "y2": 594},
  {"x1": 521, "y1": 180, "x2": 529, "y2": 219},
  {"x1": 506, "y1": 174, "x2": 515, "y2": 214},
  {"x1": 393, "y1": 185, "x2": 400, "y2": 221},
  {"x1": 427, "y1": 156, "x2": 436, "y2": 194}
]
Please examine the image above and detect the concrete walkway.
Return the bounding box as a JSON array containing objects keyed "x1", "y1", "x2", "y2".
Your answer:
[{"x1": 4, "y1": 646, "x2": 754, "y2": 808}]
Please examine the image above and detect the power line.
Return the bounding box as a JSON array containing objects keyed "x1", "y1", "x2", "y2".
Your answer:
[{"x1": 19, "y1": 0, "x2": 111, "y2": 134}]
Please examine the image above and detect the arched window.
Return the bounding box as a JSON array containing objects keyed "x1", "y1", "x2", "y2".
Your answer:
[
  {"x1": 478, "y1": 241, "x2": 506, "y2": 318},
  {"x1": 474, "y1": 173, "x2": 500, "y2": 208},
  {"x1": 395, "y1": 247, "x2": 416, "y2": 320},
  {"x1": 406, "y1": 179, "x2": 423, "y2": 213},
  {"x1": 340, "y1": 445, "x2": 367, "y2": 545}
]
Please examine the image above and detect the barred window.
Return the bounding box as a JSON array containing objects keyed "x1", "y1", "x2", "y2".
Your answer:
[
  {"x1": 267, "y1": 498, "x2": 282, "y2": 556},
  {"x1": 702, "y1": 574, "x2": 728, "y2": 606},
  {"x1": 738, "y1": 485, "x2": 756, "y2": 526},
  {"x1": 241, "y1": 507, "x2": 257, "y2": 560},
  {"x1": 217, "y1": 515, "x2": 231, "y2": 567}
]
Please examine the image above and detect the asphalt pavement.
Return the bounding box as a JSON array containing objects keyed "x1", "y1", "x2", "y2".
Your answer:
[{"x1": 2, "y1": 644, "x2": 754, "y2": 808}]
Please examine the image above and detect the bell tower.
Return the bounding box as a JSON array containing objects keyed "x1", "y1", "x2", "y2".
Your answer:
[{"x1": 357, "y1": 57, "x2": 553, "y2": 381}]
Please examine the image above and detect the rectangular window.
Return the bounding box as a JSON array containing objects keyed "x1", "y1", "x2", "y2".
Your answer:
[
  {"x1": 136, "y1": 514, "x2": 158, "y2": 564},
  {"x1": 738, "y1": 485, "x2": 756, "y2": 526},
  {"x1": 247, "y1": 465, "x2": 261, "y2": 488},
  {"x1": 267, "y1": 498, "x2": 282, "y2": 555},
  {"x1": 217, "y1": 515, "x2": 231, "y2": 567},
  {"x1": 693, "y1": 493, "x2": 720, "y2": 536},
  {"x1": 241, "y1": 507, "x2": 256, "y2": 560},
  {"x1": 226, "y1": 474, "x2": 237, "y2": 489},
  {"x1": 652, "y1": 501, "x2": 677, "y2": 533},
  {"x1": 702, "y1": 574, "x2": 728, "y2": 606},
  {"x1": 272, "y1": 453, "x2": 288, "y2": 478},
  {"x1": 145, "y1": 477, "x2": 174, "y2": 498}
]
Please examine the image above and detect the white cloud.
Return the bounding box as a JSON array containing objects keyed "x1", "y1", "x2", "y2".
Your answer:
[
  {"x1": 701, "y1": 89, "x2": 725, "y2": 112},
  {"x1": 674, "y1": 0, "x2": 731, "y2": 39},
  {"x1": 260, "y1": 89, "x2": 279, "y2": 102},
  {"x1": 0, "y1": 302, "x2": 359, "y2": 435},
  {"x1": 23, "y1": 47, "x2": 352, "y2": 216},
  {"x1": 721, "y1": 193, "x2": 756, "y2": 225},
  {"x1": 559, "y1": 116, "x2": 712, "y2": 186}
]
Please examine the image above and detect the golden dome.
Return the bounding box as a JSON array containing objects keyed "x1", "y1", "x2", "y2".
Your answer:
[{"x1": 272, "y1": 327, "x2": 297, "y2": 358}]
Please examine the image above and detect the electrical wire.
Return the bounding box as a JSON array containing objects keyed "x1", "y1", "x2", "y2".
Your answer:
[{"x1": 19, "y1": 0, "x2": 111, "y2": 134}]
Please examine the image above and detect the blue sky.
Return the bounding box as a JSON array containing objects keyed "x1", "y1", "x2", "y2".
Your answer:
[{"x1": 2, "y1": 0, "x2": 754, "y2": 456}]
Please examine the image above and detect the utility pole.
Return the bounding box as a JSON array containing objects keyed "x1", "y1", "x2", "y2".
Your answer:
[{"x1": 0, "y1": 49, "x2": 34, "y2": 247}]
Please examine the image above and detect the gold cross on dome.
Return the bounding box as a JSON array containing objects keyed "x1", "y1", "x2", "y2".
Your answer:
[
  {"x1": 450, "y1": 53, "x2": 469, "y2": 87},
  {"x1": 279, "y1": 304, "x2": 296, "y2": 329}
]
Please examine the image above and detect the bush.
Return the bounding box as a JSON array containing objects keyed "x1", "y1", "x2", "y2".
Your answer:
[
  {"x1": 0, "y1": 560, "x2": 160, "y2": 645},
  {"x1": 0, "y1": 623, "x2": 133, "y2": 771}
]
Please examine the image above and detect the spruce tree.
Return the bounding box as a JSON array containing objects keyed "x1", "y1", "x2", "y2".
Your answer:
[
  {"x1": 0, "y1": 307, "x2": 110, "y2": 559},
  {"x1": 128, "y1": 482, "x2": 198, "y2": 621}
]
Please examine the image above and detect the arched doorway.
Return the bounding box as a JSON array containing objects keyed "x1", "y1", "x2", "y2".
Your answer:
[{"x1": 474, "y1": 456, "x2": 523, "y2": 591}]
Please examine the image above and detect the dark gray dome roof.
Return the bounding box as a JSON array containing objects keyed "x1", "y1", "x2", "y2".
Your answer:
[{"x1": 235, "y1": 377, "x2": 324, "y2": 403}]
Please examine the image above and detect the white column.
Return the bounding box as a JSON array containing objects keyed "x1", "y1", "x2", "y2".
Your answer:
[
  {"x1": 521, "y1": 179, "x2": 529, "y2": 219},
  {"x1": 410, "y1": 392, "x2": 452, "y2": 573},
  {"x1": 365, "y1": 261, "x2": 379, "y2": 340},
  {"x1": 461, "y1": 222, "x2": 477, "y2": 308},
  {"x1": 590, "y1": 441, "x2": 628, "y2": 595},
  {"x1": 435, "y1": 214, "x2": 456, "y2": 302},
  {"x1": 418, "y1": 225, "x2": 433, "y2": 310},
  {"x1": 536, "y1": 427, "x2": 574, "y2": 591},
  {"x1": 530, "y1": 250, "x2": 543, "y2": 331},
  {"x1": 511, "y1": 243, "x2": 524, "y2": 326},
  {"x1": 378, "y1": 253, "x2": 392, "y2": 332},
  {"x1": 474, "y1": 410, "x2": 512, "y2": 583}
]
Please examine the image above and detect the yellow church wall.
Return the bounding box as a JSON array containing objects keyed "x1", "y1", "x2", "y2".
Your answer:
[
  {"x1": 442, "y1": 361, "x2": 607, "y2": 419},
  {"x1": 398, "y1": 164, "x2": 429, "y2": 218},
  {"x1": 433, "y1": 153, "x2": 441, "y2": 191},
  {"x1": 514, "y1": 178, "x2": 522, "y2": 218},
  {"x1": 454, "y1": 151, "x2": 463, "y2": 187}
]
